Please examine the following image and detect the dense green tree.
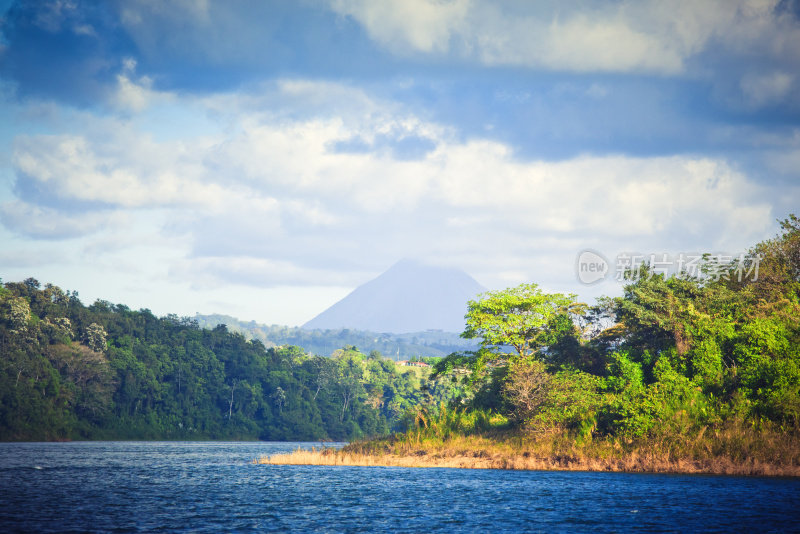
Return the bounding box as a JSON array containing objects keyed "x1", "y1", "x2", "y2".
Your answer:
[{"x1": 462, "y1": 283, "x2": 576, "y2": 362}]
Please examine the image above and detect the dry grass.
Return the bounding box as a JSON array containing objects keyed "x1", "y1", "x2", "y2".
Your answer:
[
  {"x1": 256, "y1": 425, "x2": 800, "y2": 476},
  {"x1": 256, "y1": 446, "x2": 800, "y2": 475}
]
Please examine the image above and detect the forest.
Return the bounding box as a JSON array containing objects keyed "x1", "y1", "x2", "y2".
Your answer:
[
  {"x1": 362, "y1": 214, "x2": 799, "y2": 471},
  {"x1": 2, "y1": 215, "x2": 798, "y2": 459},
  {"x1": 0, "y1": 284, "x2": 449, "y2": 441}
]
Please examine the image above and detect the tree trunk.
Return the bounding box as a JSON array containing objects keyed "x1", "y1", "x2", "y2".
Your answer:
[{"x1": 228, "y1": 380, "x2": 237, "y2": 420}]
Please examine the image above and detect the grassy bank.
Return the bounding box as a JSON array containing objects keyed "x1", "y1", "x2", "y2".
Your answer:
[{"x1": 257, "y1": 411, "x2": 800, "y2": 476}]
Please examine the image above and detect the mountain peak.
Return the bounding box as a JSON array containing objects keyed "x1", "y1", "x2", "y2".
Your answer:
[{"x1": 303, "y1": 260, "x2": 485, "y2": 334}]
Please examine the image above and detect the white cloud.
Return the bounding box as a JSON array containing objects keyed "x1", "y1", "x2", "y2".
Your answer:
[
  {"x1": 329, "y1": 0, "x2": 691, "y2": 73},
  {"x1": 330, "y1": 0, "x2": 470, "y2": 54},
  {"x1": 0, "y1": 200, "x2": 117, "y2": 239},
  {"x1": 329, "y1": 0, "x2": 800, "y2": 80},
  {"x1": 5, "y1": 80, "x2": 783, "y2": 295},
  {"x1": 112, "y1": 58, "x2": 173, "y2": 113},
  {"x1": 424, "y1": 146, "x2": 772, "y2": 243},
  {"x1": 13, "y1": 133, "x2": 232, "y2": 209}
]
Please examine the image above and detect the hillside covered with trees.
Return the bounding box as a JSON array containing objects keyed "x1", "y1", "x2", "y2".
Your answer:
[{"x1": 0, "y1": 284, "x2": 450, "y2": 441}]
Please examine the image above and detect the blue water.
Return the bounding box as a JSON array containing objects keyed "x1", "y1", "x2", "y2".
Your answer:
[{"x1": 0, "y1": 442, "x2": 798, "y2": 532}]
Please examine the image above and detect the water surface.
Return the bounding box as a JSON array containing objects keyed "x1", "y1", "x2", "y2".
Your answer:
[{"x1": 0, "y1": 442, "x2": 798, "y2": 532}]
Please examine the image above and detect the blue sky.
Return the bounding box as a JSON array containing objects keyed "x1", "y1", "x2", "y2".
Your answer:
[{"x1": 1, "y1": 0, "x2": 798, "y2": 326}]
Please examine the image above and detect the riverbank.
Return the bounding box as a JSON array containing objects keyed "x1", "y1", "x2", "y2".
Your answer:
[{"x1": 256, "y1": 429, "x2": 800, "y2": 476}]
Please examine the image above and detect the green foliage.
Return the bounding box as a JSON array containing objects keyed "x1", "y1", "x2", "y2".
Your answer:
[
  {"x1": 399, "y1": 403, "x2": 509, "y2": 442},
  {"x1": 604, "y1": 351, "x2": 645, "y2": 393},
  {"x1": 503, "y1": 358, "x2": 603, "y2": 438},
  {"x1": 428, "y1": 214, "x2": 800, "y2": 445},
  {"x1": 602, "y1": 357, "x2": 711, "y2": 438},
  {"x1": 434, "y1": 285, "x2": 580, "y2": 411},
  {"x1": 734, "y1": 316, "x2": 800, "y2": 425},
  {"x1": 462, "y1": 283, "x2": 576, "y2": 361},
  {"x1": 0, "y1": 284, "x2": 452, "y2": 441}
]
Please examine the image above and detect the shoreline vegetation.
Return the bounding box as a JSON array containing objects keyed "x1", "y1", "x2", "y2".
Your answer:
[
  {"x1": 257, "y1": 422, "x2": 800, "y2": 476},
  {"x1": 3, "y1": 215, "x2": 799, "y2": 475},
  {"x1": 259, "y1": 215, "x2": 800, "y2": 478},
  {"x1": 0, "y1": 282, "x2": 450, "y2": 441}
]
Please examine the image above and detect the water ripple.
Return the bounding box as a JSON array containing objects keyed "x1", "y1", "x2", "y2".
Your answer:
[{"x1": 0, "y1": 442, "x2": 798, "y2": 532}]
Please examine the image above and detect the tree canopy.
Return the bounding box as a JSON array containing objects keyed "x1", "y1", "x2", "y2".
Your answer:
[
  {"x1": 0, "y1": 284, "x2": 455, "y2": 441},
  {"x1": 462, "y1": 283, "x2": 576, "y2": 361},
  {"x1": 433, "y1": 215, "x2": 800, "y2": 440}
]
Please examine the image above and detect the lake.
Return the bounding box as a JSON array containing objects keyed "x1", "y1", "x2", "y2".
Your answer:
[{"x1": 0, "y1": 441, "x2": 798, "y2": 532}]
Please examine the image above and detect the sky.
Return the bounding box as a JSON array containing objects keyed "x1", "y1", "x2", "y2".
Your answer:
[{"x1": 0, "y1": 0, "x2": 799, "y2": 327}]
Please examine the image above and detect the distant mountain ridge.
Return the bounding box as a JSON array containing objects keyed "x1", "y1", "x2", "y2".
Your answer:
[
  {"x1": 303, "y1": 259, "x2": 486, "y2": 334},
  {"x1": 193, "y1": 314, "x2": 479, "y2": 359}
]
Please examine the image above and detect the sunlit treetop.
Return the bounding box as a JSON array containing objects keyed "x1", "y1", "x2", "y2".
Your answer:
[{"x1": 462, "y1": 283, "x2": 576, "y2": 361}]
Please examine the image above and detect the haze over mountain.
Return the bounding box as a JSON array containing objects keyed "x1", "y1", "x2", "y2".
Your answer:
[{"x1": 303, "y1": 260, "x2": 486, "y2": 333}]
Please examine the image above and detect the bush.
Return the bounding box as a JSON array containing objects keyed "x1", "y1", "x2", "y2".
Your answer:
[{"x1": 503, "y1": 358, "x2": 603, "y2": 436}]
